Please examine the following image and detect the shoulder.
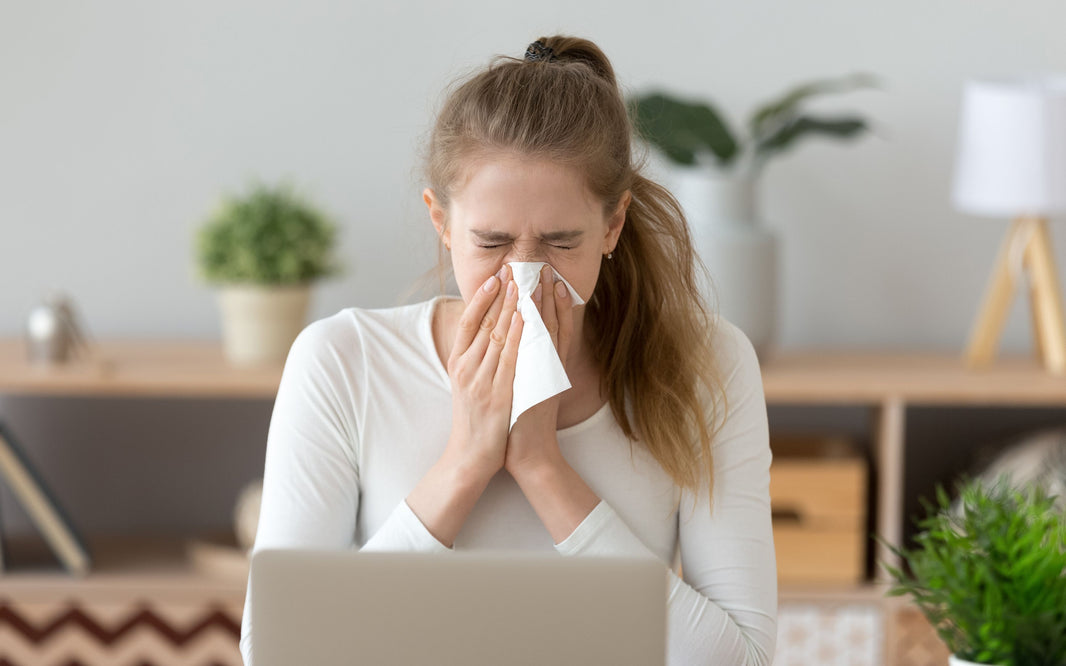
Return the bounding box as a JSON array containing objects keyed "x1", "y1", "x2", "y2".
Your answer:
[
  {"x1": 712, "y1": 317, "x2": 763, "y2": 375},
  {"x1": 282, "y1": 298, "x2": 442, "y2": 383},
  {"x1": 704, "y1": 315, "x2": 767, "y2": 440},
  {"x1": 292, "y1": 298, "x2": 438, "y2": 355},
  {"x1": 709, "y1": 315, "x2": 763, "y2": 381}
]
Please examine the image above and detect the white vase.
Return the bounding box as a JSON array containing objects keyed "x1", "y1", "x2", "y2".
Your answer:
[
  {"x1": 672, "y1": 168, "x2": 778, "y2": 360},
  {"x1": 949, "y1": 656, "x2": 996, "y2": 666},
  {"x1": 216, "y1": 283, "x2": 311, "y2": 365}
]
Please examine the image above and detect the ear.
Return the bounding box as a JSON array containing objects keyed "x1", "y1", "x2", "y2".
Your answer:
[
  {"x1": 423, "y1": 188, "x2": 450, "y2": 247},
  {"x1": 604, "y1": 190, "x2": 631, "y2": 252}
]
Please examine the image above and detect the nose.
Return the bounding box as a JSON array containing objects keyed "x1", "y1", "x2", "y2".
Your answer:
[{"x1": 504, "y1": 239, "x2": 544, "y2": 264}]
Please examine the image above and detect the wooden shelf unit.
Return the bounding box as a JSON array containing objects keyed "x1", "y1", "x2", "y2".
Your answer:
[
  {"x1": 760, "y1": 349, "x2": 1066, "y2": 581},
  {"x1": 2, "y1": 338, "x2": 1064, "y2": 663},
  {"x1": 3, "y1": 340, "x2": 1064, "y2": 586}
]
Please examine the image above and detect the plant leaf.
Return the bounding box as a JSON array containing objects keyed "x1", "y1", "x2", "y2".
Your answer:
[
  {"x1": 754, "y1": 115, "x2": 868, "y2": 159},
  {"x1": 748, "y1": 72, "x2": 879, "y2": 141},
  {"x1": 628, "y1": 92, "x2": 739, "y2": 167}
]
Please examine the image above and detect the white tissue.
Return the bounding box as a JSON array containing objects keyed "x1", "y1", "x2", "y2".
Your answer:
[{"x1": 507, "y1": 261, "x2": 585, "y2": 430}]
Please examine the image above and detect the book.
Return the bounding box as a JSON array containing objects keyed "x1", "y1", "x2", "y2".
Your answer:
[{"x1": 0, "y1": 421, "x2": 91, "y2": 575}]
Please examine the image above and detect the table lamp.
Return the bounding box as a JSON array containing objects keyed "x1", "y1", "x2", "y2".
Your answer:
[{"x1": 952, "y1": 75, "x2": 1066, "y2": 374}]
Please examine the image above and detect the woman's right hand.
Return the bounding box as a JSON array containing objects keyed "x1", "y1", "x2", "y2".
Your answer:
[
  {"x1": 405, "y1": 264, "x2": 523, "y2": 548},
  {"x1": 443, "y1": 264, "x2": 524, "y2": 483}
]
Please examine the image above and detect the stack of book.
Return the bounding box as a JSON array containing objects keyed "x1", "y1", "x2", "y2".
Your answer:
[{"x1": 0, "y1": 421, "x2": 92, "y2": 575}]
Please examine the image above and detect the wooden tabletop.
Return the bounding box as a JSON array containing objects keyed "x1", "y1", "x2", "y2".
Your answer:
[
  {"x1": 3, "y1": 338, "x2": 1066, "y2": 405},
  {"x1": 760, "y1": 350, "x2": 1066, "y2": 406},
  {"x1": 0, "y1": 339, "x2": 283, "y2": 399}
]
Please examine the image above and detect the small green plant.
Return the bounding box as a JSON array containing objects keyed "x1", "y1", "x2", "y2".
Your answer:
[
  {"x1": 882, "y1": 477, "x2": 1066, "y2": 666},
  {"x1": 627, "y1": 73, "x2": 878, "y2": 177},
  {"x1": 195, "y1": 181, "x2": 343, "y2": 286}
]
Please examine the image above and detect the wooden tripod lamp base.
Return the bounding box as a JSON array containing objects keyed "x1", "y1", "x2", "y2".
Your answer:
[{"x1": 966, "y1": 216, "x2": 1066, "y2": 374}]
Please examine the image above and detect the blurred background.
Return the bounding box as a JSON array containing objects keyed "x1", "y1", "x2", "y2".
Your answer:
[{"x1": 2, "y1": 2, "x2": 1066, "y2": 663}]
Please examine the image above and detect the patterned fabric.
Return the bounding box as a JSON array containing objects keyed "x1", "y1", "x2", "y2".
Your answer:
[
  {"x1": 774, "y1": 603, "x2": 882, "y2": 666},
  {"x1": 0, "y1": 600, "x2": 242, "y2": 666}
]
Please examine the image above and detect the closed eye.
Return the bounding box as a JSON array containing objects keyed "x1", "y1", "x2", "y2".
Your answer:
[{"x1": 476, "y1": 243, "x2": 573, "y2": 250}]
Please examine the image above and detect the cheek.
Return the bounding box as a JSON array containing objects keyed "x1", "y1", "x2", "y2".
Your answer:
[
  {"x1": 451, "y1": 251, "x2": 503, "y2": 303},
  {"x1": 550, "y1": 255, "x2": 601, "y2": 304}
]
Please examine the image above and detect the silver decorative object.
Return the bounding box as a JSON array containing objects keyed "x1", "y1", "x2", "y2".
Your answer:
[{"x1": 25, "y1": 291, "x2": 91, "y2": 365}]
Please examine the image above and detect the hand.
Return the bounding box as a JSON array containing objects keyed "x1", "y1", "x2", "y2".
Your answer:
[
  {"x1": 442, "y1": 265, "x2": 524, "y2": 483},
  {"x1": 505, "y1": 264, "x2": 575, "y2": 476}
]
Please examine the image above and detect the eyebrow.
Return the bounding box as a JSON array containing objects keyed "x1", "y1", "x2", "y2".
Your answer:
[{"x1": 470, "y1": 229, "x2": 585, "y2": 242}]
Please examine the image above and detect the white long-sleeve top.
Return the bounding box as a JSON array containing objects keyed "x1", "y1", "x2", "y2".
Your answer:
[{"x1": 239, "y1": 295, "x2": 777, "y2": 665}]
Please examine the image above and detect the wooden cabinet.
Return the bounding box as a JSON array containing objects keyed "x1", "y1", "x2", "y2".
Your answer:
[
  {"x1": 0, "y1": 339, "x2": 276, "y2": 665},
  {"x1": 2, "y1": 339, "x2": 1063, "y2": 663},
  {"x1": 763, "y1": 350, "x2": 1066, "y2": 664}
]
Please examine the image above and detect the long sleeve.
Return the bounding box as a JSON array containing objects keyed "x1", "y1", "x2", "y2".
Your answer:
[
  {"x1": 239, "y1": 318, "x2": 448, "y2": 666},
  {"x1": 554, "y1": 320, "x2": 777, "y2": 665}
]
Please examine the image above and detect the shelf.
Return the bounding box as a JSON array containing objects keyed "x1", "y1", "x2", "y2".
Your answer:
[
  {"x1": 0, "y1": 338, "x2": 282, "y2": 399},
  {"x1": 9, "y1": 339, "x2": 1065, "y2": 406},
  {"x1": 762, "y1": 350, "x2": 1066, "y2": 405}
]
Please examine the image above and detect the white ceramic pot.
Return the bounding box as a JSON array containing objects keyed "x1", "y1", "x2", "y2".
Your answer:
[
  {"x1": 672, "y1": 168, "x2": 778, "y2": 360},
  {"x1": 948, "y1": 656, "x2": 997, "y2": 666},
  {"x1": 216, "y1": 283, "x2": 311, "y2": 365}
]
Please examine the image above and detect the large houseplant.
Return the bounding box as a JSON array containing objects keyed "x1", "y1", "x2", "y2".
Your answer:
[
  {"x1": 627, "y1": 74, "x2": 877, "y2": 357},
  {"x1": 627, "y1": 73, "x2": 877, "y2": 178},
  {"x1": 882, "y1": 477, "x2": 1066, "y2": 666},
  {"x1": 194, "y1": 181, "x2": 343, "y2": 365}
]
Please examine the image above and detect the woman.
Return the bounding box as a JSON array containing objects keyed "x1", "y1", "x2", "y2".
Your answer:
[{"x1": 240, "y1": 36, "x2": 776, "y2": 665}]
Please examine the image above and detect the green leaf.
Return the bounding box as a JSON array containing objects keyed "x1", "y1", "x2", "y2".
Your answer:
[
  {"x1": 754, "y1": 115, "x2": 868, "y2": 160},
  {"x1": 747, "y1": 72, "x2": 879, "y2": 141},
  {"x1": 877, "y1": 477, "x2": 1066, "y2": 665},
  {"x1": 628, "y1": 92, "x2": 739, "y2": 167},
  {"x1": 194, "y1": 180, "x2": 344, "y2": 286}
]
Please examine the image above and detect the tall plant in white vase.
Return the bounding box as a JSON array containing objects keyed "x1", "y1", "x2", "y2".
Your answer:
[{"x1": 628, "y1": 74, "x2": 877, "y2": 358}]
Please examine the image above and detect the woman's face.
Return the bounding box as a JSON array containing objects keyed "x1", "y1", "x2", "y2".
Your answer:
[{"x1": 424, "y1": 153, "x2": 627, "y2": 306}]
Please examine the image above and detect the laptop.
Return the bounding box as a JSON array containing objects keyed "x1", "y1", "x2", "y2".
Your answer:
[{"x1": 250, "y1": 548, "x2": 668, "y2": 666}]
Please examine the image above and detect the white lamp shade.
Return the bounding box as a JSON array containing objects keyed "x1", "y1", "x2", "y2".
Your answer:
[{"x1": 952, "y1": 75, "x2": 1066, "y2": 217}]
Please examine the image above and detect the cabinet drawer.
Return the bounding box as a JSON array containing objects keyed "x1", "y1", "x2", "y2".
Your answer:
[{"x1": 773, "y1": 524, "x2": 865, "y2": 584}]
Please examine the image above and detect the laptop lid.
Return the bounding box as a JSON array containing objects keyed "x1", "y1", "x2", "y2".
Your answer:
[{"x1": 250, "y1": 548, "x2": 667, "y2": 666}]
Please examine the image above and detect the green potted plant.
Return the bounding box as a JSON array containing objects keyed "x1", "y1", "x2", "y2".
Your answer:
[
  {"x1": 626, "y1": 74, "x2": 878, "y2": 358},
  {"x1": 194, "y1": 181, "x2": 343, "y2": 365},
  {"x1": 627, "y1": 73, "x2": 877, "y2": 178},
  {"x1": 882, "y1": 477, "x2": 1066, "y2": 666}
]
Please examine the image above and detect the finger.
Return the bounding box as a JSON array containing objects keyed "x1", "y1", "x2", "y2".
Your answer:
[
  {"x1": 451, "y1": 267, "x2": 505, "y2": 362},
  {"x1": 555, "y1": 278, "x2": 574, "y2": 366},
  {"x1": 495, "y1": 308, "x2": 524, "y2": 388},
  {"x1": 540, "y1": 265, "x2": 558, "y2": 348},
  {"x1": 463, "y1": 266, "x2": 514, "y2": 365},
  {"x1": 475, "y1": 274, "x2": 521, "y2": 385}
]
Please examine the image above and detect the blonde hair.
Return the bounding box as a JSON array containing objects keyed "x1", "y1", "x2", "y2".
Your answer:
[{"x1": 423, "y1": 35, "x2": 729, "y2": 500}]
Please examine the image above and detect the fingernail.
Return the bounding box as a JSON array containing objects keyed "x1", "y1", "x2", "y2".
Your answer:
[
  {"x1": 507, "y1": 280, "x2": 517, "y2": 298},
  {"x1": 482, "y1": 275, "x2": 497, "y2": 292},
  {"x1": 555, "y1": 281, "x2": 567, "y2": 298},
  {"x1": 496, "y1": 266, "x2": 507, "y2": 280},
  {"x1": 512, "y1": 311, "x2": 520, "y2": 325},
  {"x1": 533, "y1": 284, "x2": 542, "y2": 303}
]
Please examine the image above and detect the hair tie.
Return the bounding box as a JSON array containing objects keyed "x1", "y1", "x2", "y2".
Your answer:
[{"x1": 524, "y1": 40, "x2": 557, "y2": 63}]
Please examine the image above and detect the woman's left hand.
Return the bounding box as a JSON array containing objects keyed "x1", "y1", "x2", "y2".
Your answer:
[{"x1": 504, "y1": 264, "x2": 575, "y2": 476}]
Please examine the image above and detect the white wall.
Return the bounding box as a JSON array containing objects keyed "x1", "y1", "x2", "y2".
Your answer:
[
  {"x1": 5, "y1": 0, "x2": 1066, "y2": 348},
  {"x1": 1, "y1": 1, "x2": 1064, "y2": 536}
]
